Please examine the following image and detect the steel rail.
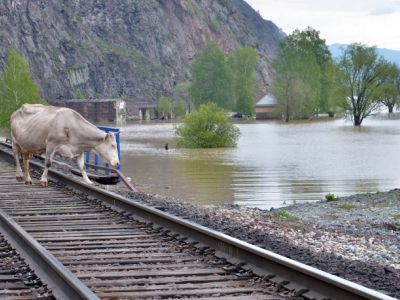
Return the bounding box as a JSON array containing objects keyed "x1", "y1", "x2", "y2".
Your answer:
[
  {"x1": 0, "y1": 143, "x2": 396, "y2": 300},
  {"x1": 0, "y1": 208, "x2": 99, "y2": 300}
]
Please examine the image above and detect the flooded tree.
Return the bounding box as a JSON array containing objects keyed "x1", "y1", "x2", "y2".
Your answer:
[
  {"x1": 272, "y1": 38, "x2": 320, "y2": 122},
  {"x1": 337, "y1": 44, "x2": 395, "y2": 126},
  {"x1": 229, "y1": 46, "x2": 258, "y2": 116},
  {"x1": 374, "y1": 64, "x2": 399, "y2": 115},
  {"x1": 287, "y1": 27, "x2": 335, "y2": 115},
  {"x1": 189, "y1": 42, "x2": 233, "y2": 110},
  {"x1": 175, "y1": 102, "x2": 239, "y2": 148}
]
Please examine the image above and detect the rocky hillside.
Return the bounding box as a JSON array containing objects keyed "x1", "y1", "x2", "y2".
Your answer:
[{"x1": 0, "y1": 0, "x2": 284, "y2": 101}]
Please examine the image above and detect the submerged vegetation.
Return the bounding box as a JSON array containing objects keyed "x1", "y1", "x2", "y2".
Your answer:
[
  {"x1": 175, "y1": 102, "x2": 239, "y2": 148},
  {"x1": 271, "y1": 27, "x2": 400, "y2": 126}
]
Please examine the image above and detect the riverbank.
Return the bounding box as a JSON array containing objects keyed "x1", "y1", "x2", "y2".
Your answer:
[{"x1": 118, "y1": 189, "x2": 400, "y2": 298}]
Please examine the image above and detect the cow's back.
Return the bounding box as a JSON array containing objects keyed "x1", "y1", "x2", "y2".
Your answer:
[
  {"x1": 11, "y1": 104, "x2": 105, "y2": 154},
  {"x1": 11, "y1": 104, "x2": 61, "y2": 153}
]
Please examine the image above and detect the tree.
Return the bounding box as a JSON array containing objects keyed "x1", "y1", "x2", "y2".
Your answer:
[
  {"x1": 0, "y1": 50, "x2": 44, "y2": 132},
  {"x1": 189, "y1": 42, "x2": 234, "y2": 109},
  {"x1": 158, "y1": 96, "x2": 173, "y2": 119},
  {"x1": 337, "y1": 44, "x2": 396, "y2": 126},
  {"x1": 272, "y1": 39, "x2": 320, "y2": 122},
  {"x1": 175, "y1": 102, "x2": 240, "y2": 148},
  {"x1": 173, "y1": 82, "x2": 191, "y2": 112},
  {"x1": 173, "y1": 100, "x2": 186, "y2": 118},
  {"x1": 229, "y1": 46, "x2": 258, "y2": 116},
  {"x1": 374, "y1": 64, "x2": 399, "y2": 115},
  {"x1": 287, "y1": 27, "x2": 334, "y2": 114}
]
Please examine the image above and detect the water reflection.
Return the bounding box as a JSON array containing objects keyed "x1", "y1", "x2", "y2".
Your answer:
[{"x1": 119, "y1": 118, "x2": 400, "y2": 209}]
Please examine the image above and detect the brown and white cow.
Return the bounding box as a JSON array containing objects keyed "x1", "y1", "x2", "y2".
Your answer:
[{"x1": 11, "y1": 104, "x2": 119, "y2": 186}]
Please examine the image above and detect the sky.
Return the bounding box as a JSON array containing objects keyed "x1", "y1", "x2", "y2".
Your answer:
[{"x1": 244, "y1": 0, "x2": 400, "y2": 50}]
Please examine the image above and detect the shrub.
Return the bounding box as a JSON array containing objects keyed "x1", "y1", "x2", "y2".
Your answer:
[
  {"x1": 325, "y1": 193, "x2": 339, "y2": 202},
  {"x1": 175, "y1": 102, "x2": 239, "y2": 148}
]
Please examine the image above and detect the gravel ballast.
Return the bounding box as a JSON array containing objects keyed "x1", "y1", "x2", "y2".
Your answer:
[{"x1": 117, "y1": 189, "x2": 400, "y2": 299}]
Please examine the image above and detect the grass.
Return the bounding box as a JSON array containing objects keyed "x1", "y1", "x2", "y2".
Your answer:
[
  {"x1": 335, "y1": 203, "x2": 366, "y2": 210},
  {"x1": 393, "y1": 214, "x2": 400, "y2": 222},
  {"x1": 271, "y1": 210, "x2": 299, "y2": 221}
]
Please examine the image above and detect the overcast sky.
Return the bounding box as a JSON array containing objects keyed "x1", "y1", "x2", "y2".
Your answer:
[{"x1": 244, "y1": 0, "x2": 400, "y2": 50}]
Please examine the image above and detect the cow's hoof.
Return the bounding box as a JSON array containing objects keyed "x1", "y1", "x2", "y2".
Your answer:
[
  {"x1": 25, "y1": 180, "x2": 32, "y2": 185},
  {"x1": 40, "y1": 180, "x2": 48, "y2": 187},
  {"x1": 16, "y1": 176, "x2": 24, "y2": 182}
]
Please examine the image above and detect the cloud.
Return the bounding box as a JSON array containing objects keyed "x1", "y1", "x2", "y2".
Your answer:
[
  {"x1": 244, "y1": 0, "x2": 400, "y2": 50},
  {"x1": 369, "y1": 5, "x2": 396, "y2": 15}
]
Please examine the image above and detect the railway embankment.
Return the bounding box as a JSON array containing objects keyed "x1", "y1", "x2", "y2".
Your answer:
[{"x1": 118, "y1": 189, "x2": 400, "y2": 299}]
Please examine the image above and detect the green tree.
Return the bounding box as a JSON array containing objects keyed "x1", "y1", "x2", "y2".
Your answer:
[
  {"x1": 337, "y1": 44, "x2": 396, "y2": 125},
  {"x1": 175, "y1": 102, "x2": 239, "y2": 148},
  {"x1": 158, "y1": 96, "x2": 173, "y2": 119},
  {"x1": 173, "y1": 100, "x2": 186, "y2": 118},
  {"x1": 173, "y1": 82, "x2": 191, "y2": 112},
  {"x1": 229, "y1": 46, "x2": 258, "y2": 116},
  {"x1": 287, "y1": 27, "x2": 334, "y2": 114},
  {"x1": 374, "y1": 63, "x2": 399, "y2": 115},
  {"x1": 0, "y1": 50, "x2": 44, "y2": 131},
  {"x1": 189, "y1": 42, "x2": 233, "y2": 109},
  {"x1": 272, "y1": 39, "x2": 320, "y2": 122}
]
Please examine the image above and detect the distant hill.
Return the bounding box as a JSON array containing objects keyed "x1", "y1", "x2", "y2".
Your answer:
[{"x1": 329, "y1": 44, "x2": 400, "y2": 66}]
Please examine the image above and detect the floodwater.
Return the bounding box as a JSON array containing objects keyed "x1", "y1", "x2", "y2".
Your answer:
[{"x1": 119, "y1": 117, "x2": 400, "y2": 209}]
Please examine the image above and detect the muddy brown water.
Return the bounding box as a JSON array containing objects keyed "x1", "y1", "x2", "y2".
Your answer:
[{"x1": 118, "y1": 118, "x2": 400, "y2": 209}]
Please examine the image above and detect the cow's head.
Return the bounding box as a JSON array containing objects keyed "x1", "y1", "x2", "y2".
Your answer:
[{"x1": 94, "y1": 132, "x2": 120, "y2": 168}]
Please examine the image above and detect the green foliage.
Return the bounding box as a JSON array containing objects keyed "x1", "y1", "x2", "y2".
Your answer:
[
  {"x1": 271, "y1": 210, "x2": 298, "y2": 221},
  {"x1": 229, "y1": 46, "x2": 258, "y2": 116},
  {"x1": 173, "y1": 82, "x2": 192, "y2": 113},
  {"x1": 173, "y1": 100, "x2": 186, "y2": 117},
  {"x1": 373, "y1": 64, "x2": 399, "y2": 114},
  {"x1": 0, "y1": 51, "x2": 44, "y2": 132},
  {"x1": 272, "y1": 39, "x2": 320, "y2": 121},
  {"x1": 393, "y1": 214, "x2": 400, "y2": 222},
  {"x1": 189, "y1": 42, "x2": 234, "y2": 110},
  {"x1": 210, "y1": 18, "x2": 220, "y2": 33},
  {"x1": 73, "y1": 89, "x2": 87, "y2": 99},
  {"x1": 272, "y1": 27, "x2": 339, "y2": 121},
  {"x1": 175, "y1": 103, "x2": 239, "y2": 148},
  {"x1": 335, "y1": 203, "x2": 365, "y2": 210},
  {"x1": 337, "y1": 43, "x2": 396, "y2": 125},
  {"x1": 325, "y1": 193, "x2": 339, "y2": 202},
  {"x1": 158, "y1": 96, "x2": 173, "y2": 116}
]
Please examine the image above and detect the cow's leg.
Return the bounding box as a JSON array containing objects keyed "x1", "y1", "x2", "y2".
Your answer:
[
  {"x1": 40, "y1": 144, "x2": 55, "y2": 187},
  {"x1": 12, "y1": 144, "x2": 24, "y2": 182},
  {"x1": 22, "y1": 154, "x2": 32, "y2": 185},
  {"x1": 77, "y1": 153, "x2": 92, "y2": 184}
]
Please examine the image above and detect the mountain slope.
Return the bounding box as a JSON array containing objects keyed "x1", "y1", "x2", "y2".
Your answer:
[
  {"x1": 329, "y1": 43, "x2": 400, "y2": 65},
  {"x1": 0, "y1": 0, "x2": 284, "y2": 101}
]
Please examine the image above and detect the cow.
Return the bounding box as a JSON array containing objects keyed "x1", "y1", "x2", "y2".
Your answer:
[{"x1": 10, "y1": 104, "x2": 119, "y2": 186}]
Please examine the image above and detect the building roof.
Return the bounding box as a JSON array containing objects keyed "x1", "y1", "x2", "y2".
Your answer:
[{"x1": 256, "y1": 94, "x2": 276, "y2": 106}]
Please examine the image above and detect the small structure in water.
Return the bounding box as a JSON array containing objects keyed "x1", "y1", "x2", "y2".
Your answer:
[
  {"x1": 53, "y1": 98, "x2": 126, "y2": 125},
  {"x1": 256, "y1": 94, "x2": 277, "y2": 120}
]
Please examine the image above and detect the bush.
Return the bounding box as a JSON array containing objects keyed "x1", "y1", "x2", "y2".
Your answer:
[
  {"x1": 325, "y1": 193, "x2": 339, "y2": 202},
  {"x1": 175, "y1": 103, "x2": 239, "y2": 148}
]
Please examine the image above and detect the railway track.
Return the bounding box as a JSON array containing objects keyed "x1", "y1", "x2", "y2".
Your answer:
[
  {"x1": 0, "y1": 143, "x2": 396, "y2": 300},
  {"x1": 0, "y1": 232, "x2": 54, "y2": 299}
]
